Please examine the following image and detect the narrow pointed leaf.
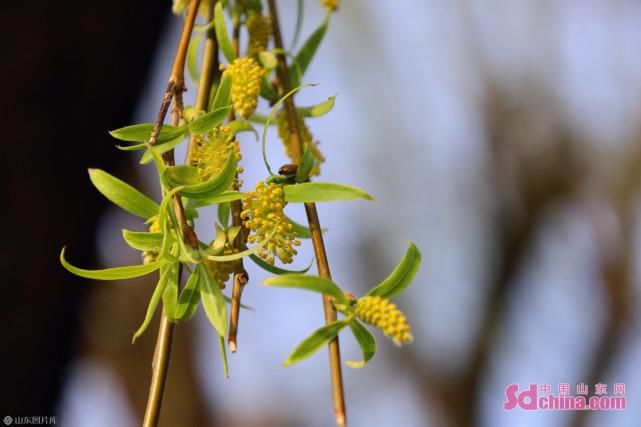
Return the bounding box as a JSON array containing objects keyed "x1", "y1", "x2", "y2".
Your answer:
[
  {"x1": 367, "y1": 242, "x2": 421, "y2": 299},
  {"x1": 184, "y1": 191, "x2": 244, "y2": 209},
  {"x1": 345, "y1": 320, "x2": 376, "y2": 368},
  {"x1": 175, "y1": 268, "x2": 201, "y2": 321},
  {"x1": 199, "y1": 264, "x2": 227, "y2": 337},
  {"x1": 132, "y1": 265, "x2": 172, "y2": 343},
  {"x1": 121, "y1": 230, "x2": 163, "y2": 252},
  {"x1": 297, "y1": 95, "x2": 336, "y2": 118},
  {"x1": 165, "y1": 165, "x2": 201, "y2": 186},
  {"x1": 260, "y1": 75, "x2": 278, "y2": 102},
  {"x1": 290, "y1": 0, "x2": 304, "y2": 49},
  {"x1": 249, "y1": 254, "x2": 313, "y2": 275},
  {"x1": 88, "y1": 169, "x2": 159, "y2": 218},
  {"x1": 187, "y1": 32, "x2": 203, "y2": 83},
  {"x1": 227, "y1": 120, "x2": 259, "y2": 139},
  {"x1": 109, "y1": 123, "x2": 186, "y2": 143},
  {"x1": 162, "y1": 263, "x2": 179, "y2": 319},
  {"x1": 295, "y1": 144, "x2": 315, "y2": 183},
  {"x1": 215, "y1": 2, "x2": 235, "y2": 63},
  {"x1": 217, "y1": 202, "x2": 231, "y2": 226},
  {"x1": 283, "y1": 182, "x2": 374, "y2": 203},
  {"x1": 60, "y1": 247, "x2": 164, "y2": 280},
  {"x1": 290, "y1": 18, "x2": 328, "y2": 87},
  {"x1": 285, "y1": 214, "x2": 326, "y2": 238},
  {"x1": 188, "y1": 106, "x2": 232, "y2": 135},
  {"x1": 213, "y1": 73, "x2": 233, "y2": 110},
  {"x1": 283, "y1": 320, "x2": 351, "y2": 367},
  {"x1": 263, "y1": 274, "x2": 347, "y2": 303},
  {"x1": 164, "y1": 153, "x2": 236, "y2": 199}
]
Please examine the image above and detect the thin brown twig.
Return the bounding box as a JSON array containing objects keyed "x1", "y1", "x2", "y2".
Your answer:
[
  {"x1": 142, "y1": 1, "x2": 201, "y2": 427},
  {"x1": 267, "y1": 1, "x2": 347, "y2": 425},
  {"x1": 227, "y1": 7, "x2": 249, "y2": 353}
]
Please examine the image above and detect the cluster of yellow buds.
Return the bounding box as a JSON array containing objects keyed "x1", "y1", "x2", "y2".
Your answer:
[
  {"x1": 222, "y1": 57, "x2": 266, "y2": 119},
  {"x1": 320, "y1": 0, "x2": 339, "y2": 13},
  {"x1": 354, "y1": 296, "x2": 413, "y2": 346},
  {"x1": 190, "y1": 126, "x2": 243, "y2": 184},
  {"x1": 142, "y1": 217, "x2": 161, "y2": 265},
  {"x1": 276, "y1": 110, "x2": 325, "y2": 176},
  {"x1": 203, "y1": 243, "x2": 240, "y2": 288},
  {"x1": 241, "y1": 182, "x2": 301, "y2": 264},
  {"x1": 247, "y1": 12, "x2": 272, "y2": 56}
]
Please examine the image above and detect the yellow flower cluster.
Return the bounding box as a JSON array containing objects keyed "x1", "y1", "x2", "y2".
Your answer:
[
  {"x1": 320, "y1": 0, "x2": 339, "y2": 13},
  {"x1": 241, "y1": 182, "x2": 301, "y2": 264},
  {"x1": 190, "y1": 126, "x2": 242, "y2": 183},
  {"x1": 247, "y1": 12, "x2": 272, "y2": 56},
  {"x1": 355, "y1": 296, "x2": 413, "y2": 346},
  {"x1": 204, "y1": 243, "x2": 240, "y2": 288},
  {"x1": 276, "y1": 110, "x2": 325, "y2": 176},
  {"x1": 142, "y1": 217, "x2": 161, "y2": 265},
  {"x1": 223, "y1": 57, "x2": 266, "y2": 118}
]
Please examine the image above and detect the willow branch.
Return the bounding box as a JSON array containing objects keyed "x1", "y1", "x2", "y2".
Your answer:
[
  {"x1": 142, "y1": 2, "x2": 201, "y2": 427},
  {"x1": 227, "y1": 10, "x2": 249, "y2": 353},
  {"x1": 267, "y1": 1, "x2": 346, "y2": 425}
]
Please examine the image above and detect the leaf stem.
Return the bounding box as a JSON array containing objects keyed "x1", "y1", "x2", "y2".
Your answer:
[
  {"x1": 143, "y1": 2, "x2": 201, "y2": 427},
  {"x1": 267, "y1": 1, "x2": 347, "y2": 425}
]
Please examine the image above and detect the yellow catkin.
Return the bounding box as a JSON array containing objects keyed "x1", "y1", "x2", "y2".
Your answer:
[
  {"x1": 276, "y1": 109, "x2": 325, "y2": 176},
  {"x1": 203, "y1": 244, "x2": 240, "y2": 288},
  {"x1": 142, "y1": 217, "x2": 161, "y2": 265},
  {"x1": 190, "y1": 126, "x2": 242, "y2": 183},
  {"x1": 355, "y1": 296, "x2": 413, "y2": 346},
  {"x1": 240, "y1": 181, "x2": 300, "y2": 264},
  {"x1": 320, "y1": 0, "x2": 339, "y2": 13},
  {"x1": 247, "y1": 12, "x2": 272, "y2": 56},
  {"x1": 222, "y1": 57, "x2": 266, "y2": 119}
]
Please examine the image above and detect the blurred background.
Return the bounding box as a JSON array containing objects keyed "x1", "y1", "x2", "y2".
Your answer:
[{"x1": 4, "y1": 0, "x2": 641, "y2": 426}]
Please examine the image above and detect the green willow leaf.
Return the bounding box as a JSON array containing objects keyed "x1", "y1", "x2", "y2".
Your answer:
[
  {"x1": 290, "y1": 17, "x2": 329, "y2": 87},
  {"x1": 187, "y1": 31, "x2": 203, "y2": 83},
  {"x1": 295, "y1": 144, "x2": 315, "y2": 183},
  {"x1": 165, "y1": 165, "x2": 201, "y2": 186},
  {"x1": 213, "y1": 73, "x2": 233, "y2": 110},
  {"x1": 165, "y1": 153, "x2": 236, "y2": 200},
  {"x1": 217, "y1": 202, "x2": 231, "y2": 227},
  {"x1": 258, "y1": 51, "x2": 278, "y2": 69},
  {"x1": 88, "y1": 169, "x2": 160, "y2": 218},
  {"x1": 175, "y1": 268, "x2": 201, "y2": 321},
  {"x1": 346, "y1": 320, "x2": 376, "y2": 368},
  {"x1": 188, "y1": 106, "x2": 232, "y2": 135},
  {"x1": 259, "y1": 75, "x2": 278, "y2": 102},
  {"x1": 59, "y1": 247, "x2": 164, "y2": 280},
  {"x1": 215, "y1": 2, "x2": 235, "y2": 63},
  {"x1": 246, "y1": 0, "x2": 262, "y2": 12},
  {"x1": 184, "y1": 191, "x2": 244, "y2": 209},
  {"x1": 262, "y1": 274, "x2": 347, "y2": 303},
  {"x1": 199, "y1": 264, "x2": 227, "y2": 337},
  {"x1": 121, "y1": 230, "x2": 163, "y2": 252},
  {"x1": 283, "y1": 182, "x2": 374, "y2": 203},
  {"x1": 109, "y1": 123, "x2": 186, "y2": 143},
  {"x1": 249, "y1": 254, "x2": 313, "y2": 275},
  {"x1": 367, "y1": 242, "x2": 422, "y2": 299},
  {"x1": 290, "y1": 0, "x2": 304, "y2": 49},
  {"x1": 162, "y1": 263, "x2": 179, "y2": 319},
  {"x1": 285, "y1": 214, "x2": 326, "y2": 238},
  {"x1": 297, "y1": 95, "x2": 336, "y2": 118},
  {"x1": 132, "y1": 265, "x2": 173, "y2": 343},
  {"x1": 283, "y1": 319, "x2": 351, "y2": 367},
  {"x1": 227, "y1": 120, "x2": 259, "y2": 139}
]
